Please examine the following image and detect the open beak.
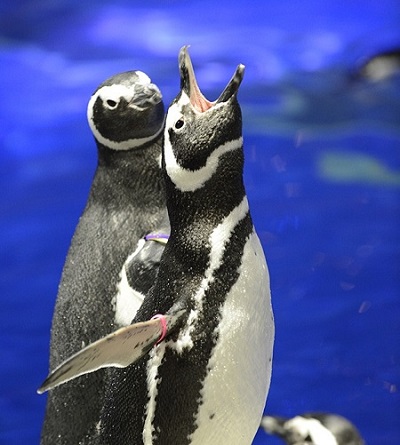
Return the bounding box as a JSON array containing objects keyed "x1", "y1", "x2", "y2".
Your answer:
[{"x1": 179, "y1": 46, "x2": 245, "y2": 113}]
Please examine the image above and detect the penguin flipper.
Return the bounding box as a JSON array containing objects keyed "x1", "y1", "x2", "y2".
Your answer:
[
  {"x1": 37, "y1": 309, "x2": 184, "y2": 394},
  {"x1": 114, "y1": 227, "x2": 169, "y2": 327},
  {"x1": 124, "y1": 227, "x2": 170, "y2": 303}
]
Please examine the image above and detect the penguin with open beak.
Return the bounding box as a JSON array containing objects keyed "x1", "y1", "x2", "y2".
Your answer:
[{"x1": 39, "y1": 46, "x2": 274, "y2": 445}]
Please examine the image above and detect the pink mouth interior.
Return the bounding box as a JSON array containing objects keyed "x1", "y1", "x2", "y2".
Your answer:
[{"x1": 189, "y1": 70, "x2": 214, "y2": 112}]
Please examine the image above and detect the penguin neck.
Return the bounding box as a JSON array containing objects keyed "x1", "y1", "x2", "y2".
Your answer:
[
  {"x1": 90, "y1": 138, "x2": 164, "y2": 208},
  {"x1": 165, "y1": 152, "x2": 248, "y2": 246}
]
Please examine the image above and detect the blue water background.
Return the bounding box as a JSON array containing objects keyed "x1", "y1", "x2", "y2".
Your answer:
[{"x1": 1, "y1": 1, "x2": 399, "y2": 444}]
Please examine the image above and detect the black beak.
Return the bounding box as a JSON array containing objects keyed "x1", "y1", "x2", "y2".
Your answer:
[
  {"x1": 215, "y1": 63, "x2": 245, "y2": 104},
  {"x1": 178, "y1": 46, "x2": 245, "y2": 112}
]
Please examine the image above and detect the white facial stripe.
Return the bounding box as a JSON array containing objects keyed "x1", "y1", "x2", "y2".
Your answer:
[
  {"x1": 87, "y1": 82, "x2": 163, "y2": 151},
  {"x1": 98, "y1": 84, "x2": 135, "y2": 103},
  {"x1": 164, "y1": 130, "x2": 243, "y2": 192},
  {"x1": 135, "y1": 70, "x2": 152, "y2": 85},
  {"x1": 89, "y1": 117, "x2": 163, "y2": 150},
  {"x1": 174, "y1": 196, "x2": 250, "y2": 353},
  {"x1": 164, "y1": 97, "x2": 242, "y2": 192},
  {"x1": 164, "y1": 136, "x2": 242, "y2": 191}
]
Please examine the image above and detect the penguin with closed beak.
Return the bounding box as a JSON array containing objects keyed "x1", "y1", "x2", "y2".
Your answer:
[
  {"x1": 41, "y1": 70, "x2": 166, "y2": 445},
  {"x1": 39, "y1": 46, "x2": 274, "y2": 445}
]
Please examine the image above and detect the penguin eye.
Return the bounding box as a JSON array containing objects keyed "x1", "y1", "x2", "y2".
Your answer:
[
  {"x1": 174, "y1": 118, "x2": 185, "y2": 130},
  {"x1": 105, "y1": 99, "x2": 119, "y2": 110}
]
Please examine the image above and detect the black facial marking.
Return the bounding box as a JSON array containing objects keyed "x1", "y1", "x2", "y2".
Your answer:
[
  {"x1": 168, "y1": 99, "x2": 242, "y2": 171},
  {"x1": 93, "y1": 95, "x2": 164, "y2": 143}
]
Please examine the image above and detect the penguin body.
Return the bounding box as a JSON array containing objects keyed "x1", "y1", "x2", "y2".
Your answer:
[
  {"x1": 39, "y1": 47, "x2": 274, "y2": 445},
  {"x1": 99, "y1": 46, "x2": 274, "y2": 445},
  {"x1": 261, "y1": 413, "x2": 365, "y2": 445},
  {"x1": 41, "y1": 71, "x2": 166, "y2": 445}
]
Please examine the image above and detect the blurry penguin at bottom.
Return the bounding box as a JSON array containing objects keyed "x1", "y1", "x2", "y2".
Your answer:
[
  {"x1": 261, "y1": 413, "x2": 365, "y2": 445},
  {"x1": 38, "y1": 46, "x2": 274, "y2": 445}
]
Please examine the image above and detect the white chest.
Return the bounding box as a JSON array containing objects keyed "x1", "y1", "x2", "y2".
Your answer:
[{"x1": 188, "y1": 231, "x2": 274, "y2": 445}]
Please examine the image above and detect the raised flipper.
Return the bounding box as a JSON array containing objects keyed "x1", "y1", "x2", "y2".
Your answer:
[{"x1": 38, "y1": 308, "x2": 184, "y2": 394}]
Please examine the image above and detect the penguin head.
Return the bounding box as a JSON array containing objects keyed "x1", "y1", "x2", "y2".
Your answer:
[
  {"x1": 87, "y1": 71, "x2": 165, "y2": 150},
  {"x1": 164, "y1": 46, "x2": 245, "y2": 192}
]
